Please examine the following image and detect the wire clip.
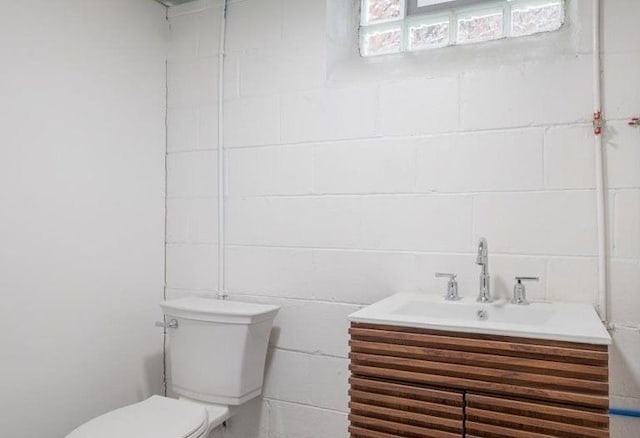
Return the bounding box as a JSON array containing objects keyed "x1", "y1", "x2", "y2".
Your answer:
[
  {"x1": 593, "y1": 111, "x2": 603, "y2": 135},
  {"x1": 629, "y1": 117, "x2": 640, "y2": 127}
]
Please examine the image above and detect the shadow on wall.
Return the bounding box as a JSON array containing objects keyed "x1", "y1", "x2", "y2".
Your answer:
[
  {"x1": 610, "y1": 330, "x2": 640, "y2": 437},
  {"x1": 267, "y1": 325, "x2": 282, "y2": 349},
  {"x1": 611, "y1": 330, "x2": 640, "y2": 400},
  {"x1": 262, "y1": 332, "x2": 279, "y2": 395},
  {"x1": 140, "y1": 351, "x2": 164, "y2": 400},
  {"x1": 211, "y1": 397, "x2": 268, "y2": 438}
]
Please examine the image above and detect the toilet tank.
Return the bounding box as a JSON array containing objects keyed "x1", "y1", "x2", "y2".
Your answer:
[{"x1": 160, "y1": 298, "x2": 279, "y2": 406}]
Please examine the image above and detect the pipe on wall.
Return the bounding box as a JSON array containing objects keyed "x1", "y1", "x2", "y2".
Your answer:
[
  {"x1": 590, "y1": 0, "x2": 640, "y2": 422},
  {"x1": 592, "y1": 0, "x2": 607, "y2": 323},
  {"x1": 217, "y1": 0, "x2": 228, "y2": 300},
  {"x1": 610, "y1": 408, "x2": 640, "y2": 419}
]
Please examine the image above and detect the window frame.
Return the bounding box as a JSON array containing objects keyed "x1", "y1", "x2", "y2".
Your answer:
[
  {"x1": 360, "y1": 0, "x2": 566, "y2": 57},
  {"x1": 407, "y1": 0, "x2": 487, "y2": 16}
]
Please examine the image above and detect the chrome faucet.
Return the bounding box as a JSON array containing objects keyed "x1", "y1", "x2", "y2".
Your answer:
[
  {"x1": 435, "y1": 273, "x2": 460, "y2": 301},
  {"x1": 476, "y1": 237, "x2": 491, "y2": 303}
]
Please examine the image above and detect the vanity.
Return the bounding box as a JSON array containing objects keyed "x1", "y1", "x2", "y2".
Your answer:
[{"x1": 348, "y1": 293, "x2": 612, "y2": 438}]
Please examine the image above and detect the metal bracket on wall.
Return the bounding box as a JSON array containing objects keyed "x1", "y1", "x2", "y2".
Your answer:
[{"x1": 593, "y1": 111, "x2": 603, "y2": 135}]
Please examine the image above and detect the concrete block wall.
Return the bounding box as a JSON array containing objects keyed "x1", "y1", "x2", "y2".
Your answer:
[
  {"x1": 166, "y1": 0, "x2": 222, "y2": 297},
  {"x1": 166, "y1": 0, "x2": 640, "y2": 436}
]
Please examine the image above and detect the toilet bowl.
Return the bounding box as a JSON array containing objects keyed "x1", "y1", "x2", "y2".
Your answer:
[
  {"x1": 66, "y1": 298, "x2": 279, "y2": 438},
  {"x1": 66, "y1": 396, "x2": 226, "y2": 438}
]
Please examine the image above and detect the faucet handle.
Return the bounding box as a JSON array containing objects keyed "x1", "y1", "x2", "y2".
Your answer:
[
  {"x1": 515, "y1": 276, "x2": 539, "y2": 282},
  {"x1": 512, "y1": 277, "x2": 539, "y2": 305},
  {"x1": 435, "y1": 273, "x2": 460, "y2": 301}
]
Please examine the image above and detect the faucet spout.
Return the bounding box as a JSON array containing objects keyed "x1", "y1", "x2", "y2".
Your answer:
[
  {"x1": 476, "y1": 238, "x2": 491, "y2": 303},
  {"x1": 476, "y1": 237, "x2": 488, "y2": 269}
]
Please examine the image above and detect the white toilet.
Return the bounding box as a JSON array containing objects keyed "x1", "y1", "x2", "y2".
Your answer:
[{"x1": 66, "y1": 297, "x2": 279, "y2": 438}]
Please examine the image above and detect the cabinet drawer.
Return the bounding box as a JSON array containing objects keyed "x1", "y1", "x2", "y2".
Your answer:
[
  {"x1": 465, "y1": 392, "x2": 609, "y2": 438},
  {"x1": 350, "y1": 323, "x2": 609, "y2": 410},
  {"x1": 349, "y1": 376, "x2": 464, "y2": 438}
]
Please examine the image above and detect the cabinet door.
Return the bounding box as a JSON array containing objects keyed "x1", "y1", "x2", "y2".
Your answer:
[
  {"x1": 349, "y1": 376, "x2": 464, "y2": 438},
  {"x1": 465, "y1": 392, "x2": 609, "y2": 438}
]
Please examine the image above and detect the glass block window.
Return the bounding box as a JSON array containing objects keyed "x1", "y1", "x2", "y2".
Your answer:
[
  {"x1": 456, "y1": 8, "x2": 504, "y2": 44},
  {"x1": 361, "y1": 23, "x2": 404, "y2": 56},
  {"x1": 511, "y1": 0, "x2": 564, "y2": 37},
  {"x1": 360, "y1": 0, "x2": 564, "y2": 57},
  {"x1": 363, "y1": 0, "x2": 405, "y2": 24},
  {"x1": 407, "y1": 16, "x2": 450, "y2": 50}
]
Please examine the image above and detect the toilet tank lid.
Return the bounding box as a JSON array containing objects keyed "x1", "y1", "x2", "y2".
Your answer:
[{"x1": 161, "y1": 297, "x2": 280, "y2": 324}]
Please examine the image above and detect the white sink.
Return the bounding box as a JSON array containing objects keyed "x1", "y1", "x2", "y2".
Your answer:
[{"x1": 349, "y1": 292, "x2": 611, "y2": 345}]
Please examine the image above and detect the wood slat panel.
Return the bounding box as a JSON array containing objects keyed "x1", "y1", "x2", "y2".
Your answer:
[
  {"x1": 350, "y1": 326, "x2": 608, "y2": 365},
  {"x1": 350, "y1": 389, "x2": 462, "y2": 418},
  {"x1": 349, "y1": 414, "x2": 461, "y2": 438},
  {"x1": 467, "y1": 408, "x2": 608, "y2": 438},
  {"x1": 350, "y1": 339, "x2": 608, "y2": 380},
  {"x1": 350, "y1": 401, "x2": 461, "y2": 430},
  {"x1": 349, "y1": 426, "x2": 406, "y2": 438},
  {"x1": 352, "y1": 323, "x2": 608, "y2": 351},
  {"x1": 466, "y1": 421, "x2": 558, "y2": 438},
  {"x1": 466, "y1": 393, "x2": 609, "y2": 426},
  {"x1": 350, "y1": 364, "x2": 609, "y2": 410},
  {"x1": 349, "y1": 376, "x2": 463, "y2": 405},
  {"x1": 350, "y1": 351, "x2": 608, "y2": 394},
  {"x1": 349, "y1": 376, "x2": 464, "y2": 437},
  {"x1": 466, "y1": 392, "x2": 609, "y2": 438},
  {"x1": 349, "y1": 425, "x2": 459, "y2": 438}
]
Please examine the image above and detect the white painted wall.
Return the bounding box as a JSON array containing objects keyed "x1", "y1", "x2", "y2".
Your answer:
[
  {"x1": 165, "y1": 0, "x2": 640, "y2": 437},
  {"x1": 0, "y1": 1, "x2": 168, "y2": 436},
  {"x1": 165, "y1": 0, "x2": 221, "y2": 300}
]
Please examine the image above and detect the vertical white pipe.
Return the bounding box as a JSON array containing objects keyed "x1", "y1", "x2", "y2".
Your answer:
[
  {"x1": 217, "y1": 0, "x2": 228, "y2": 300},
  {"x1": 592, "y1": 0, "x2": 607, "y2": 322}
]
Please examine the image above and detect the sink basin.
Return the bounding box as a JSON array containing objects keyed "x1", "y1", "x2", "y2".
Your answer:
[
  {"x1": 349, "y1": 292, "x2": 611, "y2": 345},
  {"x1": 391, "y1": 300, "x2": 556, "y2": 326}
]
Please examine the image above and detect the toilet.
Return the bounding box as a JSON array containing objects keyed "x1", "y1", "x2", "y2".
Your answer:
[{"x1": 66, "y1": 297, "x2": 279, "y2": 438}]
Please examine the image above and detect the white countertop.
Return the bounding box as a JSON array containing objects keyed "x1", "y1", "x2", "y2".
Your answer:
[{"x1": 349, "y1": 292, "x2": 612, "y2": 345}]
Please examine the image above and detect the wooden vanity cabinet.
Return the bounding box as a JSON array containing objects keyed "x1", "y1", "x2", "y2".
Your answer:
[{"x1": 349, "y1": 323, "x2": 610, "y2": 438}]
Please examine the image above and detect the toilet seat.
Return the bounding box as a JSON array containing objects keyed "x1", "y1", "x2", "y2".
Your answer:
[{"x1": 66, "y1": 396, "x2": 210, "y2": 438}]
